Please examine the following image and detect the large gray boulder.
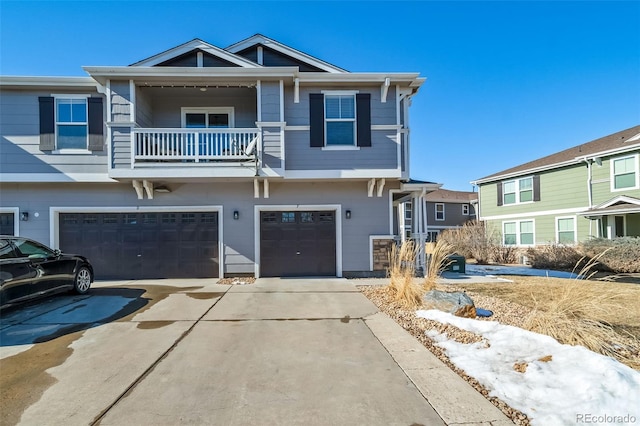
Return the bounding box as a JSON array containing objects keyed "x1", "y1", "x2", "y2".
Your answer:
[{"x1": 423, "y1": 290, "x2": 476, "y2": 318}]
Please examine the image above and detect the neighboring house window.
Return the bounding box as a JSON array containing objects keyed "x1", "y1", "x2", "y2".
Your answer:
[
  {"x1": 503, "y1": 220, "x2": 534, "y2": 246},
  {"x1": 309, "y1": 92, "x2": 371, "y2": 148},
  {"x1": 611, "y1": 154, "x2": 639, "y2": 191},
  {"x1": 498, "y1": 176, "x2": 539, "y2": 205},
  {"x1": 435, "y1": 203, "x2": 445, "y2": 221},
  {"x1": 39, "y1": 96, "x2": 104, "y2": 151},
  {"x1": 426, "y1": 231, "x2": 439, "y2": 242},
  {"x1": 462, "y1": 204, "x2": 470, "y2": 215},
  {"x1": 56, "y1": 98, "x2": 87, "y2": 149},
  {"x1": 405, "y1": 202, "x2": 412, "y2": 220},
  {"x1": 557, "y1": 217, "x2": 576, "y2": 244}
]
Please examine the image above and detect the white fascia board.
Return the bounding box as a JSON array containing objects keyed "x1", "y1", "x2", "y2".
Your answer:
[
  {"x1": 109, "y1": 167, "x2": 260, "y2": 179},
  {"x1": 225, "y1": 35, "x2": 348, "y2": 73},
  {"x1": 576, "y1": 144, "x2": 640, "y2": 161},
  {"x1": 284, "y1": 170, "x2": 402, "y2": 179},
  {"x1": 473, "y1": 145, "x2": 640, "y2": 186},
  {"x1": 83, "y1": 66, "x2": 299, "y2": 85},
  {"x1": 297, "y1": 72, "x2": 425, "y2": 88},
  {"x1": 131, "y1": 39, "x2": 259, "y2": 68},
  {"x1": 0, "y1": 76, "x2": 98, "y2": 88},
  {"x1": 400, "y1": 182, "x2": 442, "y2": 192},
  {"x1": 1, "y1": 173, "x2": 116, "y2": 183}
]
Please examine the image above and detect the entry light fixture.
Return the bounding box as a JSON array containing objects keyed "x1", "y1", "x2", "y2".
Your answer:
[
  {"x1": 154, "y1": 185, "x2": 171, "y2": 193},
  {"x1": 20, "y1": 212, "x2": 29, "y2": 221},
  {"x1": 233, "y1": 210, "x2": 239, "y2": 220},
  {"x1": 345, "y1": 210, "x2": 352, "y2": 219}
]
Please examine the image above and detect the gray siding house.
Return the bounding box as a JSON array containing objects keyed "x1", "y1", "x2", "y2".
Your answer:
[{"x1": 0, "y1": 35, "x2": 437, "y2": 279}]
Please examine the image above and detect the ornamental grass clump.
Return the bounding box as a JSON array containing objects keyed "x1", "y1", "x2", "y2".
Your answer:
[
  {"x1": 388, "y1": 240, "x2": 422, "y2": 308},
  {"x1": 523, "y1": 251, "x2": 640, "y2": 367},
  {"x1": 424, "y1": 240, "x2": 454, "y2": 291}
]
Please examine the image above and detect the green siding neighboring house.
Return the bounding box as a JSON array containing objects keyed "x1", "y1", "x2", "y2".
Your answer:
[{"x1": 472, "y1": 126, "x2": 640, "y2": 246}]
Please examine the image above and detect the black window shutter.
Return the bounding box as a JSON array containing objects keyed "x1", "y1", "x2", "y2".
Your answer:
[
  {"x1": 533, "y1": 175, "x2": 541, "y2": 201},
  {"x1": 38, "y1": 96, "x2": 55, "y2": 151},
  {"x1": 356, "y1": 93, "x2": 371, "y2": 147},
  {"x1": 496, "y1": 182, "x2": 503, "y2": 206},
  {"x1": 309, "y1": 93, "x2": 324, "y2": 147},
  {"x1": 87, "y1": 97, "x2": 104, "y2": 151}
]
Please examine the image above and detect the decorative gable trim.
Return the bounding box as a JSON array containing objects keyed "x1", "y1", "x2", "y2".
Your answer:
[
  {"x1": 130, "y1": 39, "x2": 260, "y2": 68},
  {"x1": 593, "y1": 195, "x2": 640, "y2": 210},
  {"x1": 225, "y1": 34, "x2": 347, "y2": 73}
]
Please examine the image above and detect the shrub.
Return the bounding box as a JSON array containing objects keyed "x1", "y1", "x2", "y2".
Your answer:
[
  {"x1": 438, "y1": 220, "x2": 500, "y2": 264},
  {"x1": 578, "y1": 237, "x2": 640, "y2": 273},
  {"x1": 424, "y1": 239, "x2": 454, "y2": 290},
  {"x1": 525, "y1": 244, "x2": 586, "y2": 271},
  {"x1": 387, "y1": 240, "x2": 422, "y2": 308}
]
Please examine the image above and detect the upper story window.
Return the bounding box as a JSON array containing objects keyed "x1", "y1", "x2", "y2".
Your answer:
[
  {"x1": 38, "y1": 95, "x2": 103, "y2": 152},
  {"x1": 611, "y1": 154, "x2": 639, "y2": 191},
  {"x1": 325, "y1": 95, "x2": 355, "y2": 146},
  {"x1": 435, "y1": 203, "x2": 445, "y2": 221},
  {"x1": 56, "y1": 98, "x2": 88, "y2": 150},
  {"x1": 499, "y1": 176, "x2": 539, "y2": 206},
  {"x1": 309, "y1": 92, "x2": 371, "y2": 149}
]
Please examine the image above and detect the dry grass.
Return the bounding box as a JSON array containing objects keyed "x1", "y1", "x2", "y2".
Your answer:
[
  {"x1": 457, "y1": 276, "x2": 640, "y2": 369},
  {"x1": 424, "y1": 240, "x2": 454, "y2": 291},
  {"x1": 388, "y1": 240, "x2": 422, "y2": 308}
]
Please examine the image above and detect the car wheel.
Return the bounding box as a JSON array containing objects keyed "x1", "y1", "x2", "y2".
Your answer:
[{"x1": 74, "y1": 266, "x2": 92, "y2": 294}]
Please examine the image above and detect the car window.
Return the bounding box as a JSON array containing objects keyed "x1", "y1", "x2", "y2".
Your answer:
[
  {"x1": 12, "y1": 239, "x2": 54, "y2": 258},
  {"x1": 0, "y1": 240, "x2": 16, "y2": 259}
]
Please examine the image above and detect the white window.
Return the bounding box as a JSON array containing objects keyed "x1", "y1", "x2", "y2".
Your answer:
[
  {"x1": 405, "y1": 201, "x2": 412, "y2": 220},
  {"x1": 56, "y1": 97, "x2": 88, "y2": 149},
  {"x1": 181, "y1": 107, "x2": 234, "y2": 128},
  {"x1": 462, "y1": 204, "x2": 470, "y2": 215},
  {"x1": 503, "y1": 176, "x2": 534, "y2": 205},
  {"x1": 611, "y1": 154, "x2": 639, "y2": 191},
  {"x1": 325, "y1": 94, "x2": 356, "y2": 146},
  {"x1": 435, "y1": 203, "x2": 445, "y2": 221},
  {"x1": 503, "y1": 220, "x2": 535, "y2": 246},
  {"x1": 557, "y1": 217, "x2": 576, "y2": 244}
]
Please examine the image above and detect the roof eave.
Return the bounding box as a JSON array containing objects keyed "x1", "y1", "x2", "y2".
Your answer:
[{"x1": 0, "y1": 76, "x2": 99, "y2": 88}]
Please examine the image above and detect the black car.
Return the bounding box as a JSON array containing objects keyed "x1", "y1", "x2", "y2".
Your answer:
[{"x1": 0, "y1": 236, "x2": 93, "y2": 309}]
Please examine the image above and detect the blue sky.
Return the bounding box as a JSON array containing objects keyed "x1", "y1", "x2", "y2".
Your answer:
[{"x1": 1, "y1": 1, "x2": 638, "y2": 191}]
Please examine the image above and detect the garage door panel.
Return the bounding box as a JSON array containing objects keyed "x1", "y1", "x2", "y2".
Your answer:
[
  {"x1": 260, "y1": 211, "x2": 336, "y2": 277},
  {"x1": 60, "y1": 212, "x2": 219, "y2": 280}
]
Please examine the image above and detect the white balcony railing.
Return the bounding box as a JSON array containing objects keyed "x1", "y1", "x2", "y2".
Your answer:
[{"x1": 132, "y1": 128, "x2": 260, "y2": 166}]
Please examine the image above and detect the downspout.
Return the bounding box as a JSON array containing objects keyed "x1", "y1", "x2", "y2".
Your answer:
[{"x1": 583, "y1": 158, "x2": 594, "y2": 237}]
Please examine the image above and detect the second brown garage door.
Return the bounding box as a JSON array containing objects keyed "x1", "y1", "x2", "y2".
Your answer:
[
  {"x1": 59, "y1": 212, "x2": 219, "y2": 280},
  {"x1": 260, "y1": 210, "x2": 336, "y2": 277}
]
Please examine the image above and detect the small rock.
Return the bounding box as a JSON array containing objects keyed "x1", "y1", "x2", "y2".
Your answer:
[
  {"x1": 423, "y1": 290, "x2": 476, "y2": 318},
  {"x1": 538, "y1": 355, "x2": 553, "y2": 362},
  {"x1": 513, "y1": 362, "x2": 528, "y2": 373}
]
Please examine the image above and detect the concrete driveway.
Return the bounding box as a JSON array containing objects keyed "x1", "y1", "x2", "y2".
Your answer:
[{"x1": 0, "y1": 278, "x2": 511, "y2": 425}]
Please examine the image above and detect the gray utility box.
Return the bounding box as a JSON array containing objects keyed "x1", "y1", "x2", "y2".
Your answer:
[{"x1": 445, "y1": 255, "x2": 466, "y2": 273}]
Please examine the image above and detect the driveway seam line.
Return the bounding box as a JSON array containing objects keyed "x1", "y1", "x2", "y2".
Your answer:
[{"x1": 89, "y1": 285, "x2": 233, "y2": 425}]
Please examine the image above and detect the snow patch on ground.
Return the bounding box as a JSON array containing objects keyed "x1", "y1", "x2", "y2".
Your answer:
[
  {"x1": 417, "y1": 309, "x2": 640, "y2": 426},
  {"x1": 466, "y1": 264, "x2": 578, "y2": 279}
]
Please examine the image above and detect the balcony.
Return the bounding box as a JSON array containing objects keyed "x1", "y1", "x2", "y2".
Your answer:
[{"x1": 132, "y1": 128, "x2": 259, "y2": 166}]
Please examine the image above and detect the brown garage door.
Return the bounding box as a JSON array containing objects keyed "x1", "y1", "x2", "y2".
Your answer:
[
  {"x1": 59, "y1": 212, "x2": 219, "y2": 280},
  {"x1": 260, "y1": 211, "x2": 336, "y2": 277}
]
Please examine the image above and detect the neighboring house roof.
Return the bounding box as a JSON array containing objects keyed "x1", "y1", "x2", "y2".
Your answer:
[
  {"x1": 473, "y1": 125, "x2": 640, "y2": 184},
  {"x1": 425, "y1": 189, "x2": 478, "y2": 203}
]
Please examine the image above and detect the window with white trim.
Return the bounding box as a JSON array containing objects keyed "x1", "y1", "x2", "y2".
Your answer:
[
  {"x1": 325, "y1": 94, "x2": 356, "y2": 146},
  {"x1": 56, "y1": 97, "x2": 87, "y2": 149},
  {"x1": 557, "y1": 217, "x2": 576, "y2": 244},
  {"x1": 462, "y1": 204, "x2": 470, "y2": 215},
  {"x1": 611, "y1": 154, "x2": 639, "y2": 191},
  {"x1": 503, "y1": 176, "x2": 533, "y2": 205},
  {"x1": 435, "y1": 203, "x2": 445, "y2": 221},
  {"x1": 503, "y1": 220, "x2": 534, "y2": 246}
]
